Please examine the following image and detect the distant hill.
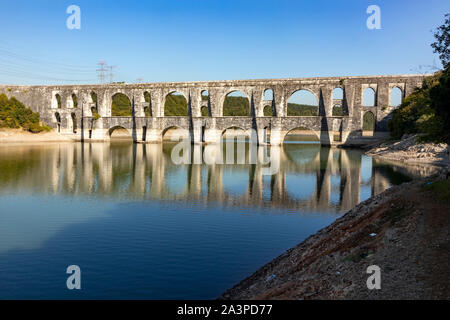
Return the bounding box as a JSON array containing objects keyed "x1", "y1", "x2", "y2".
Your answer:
[
  {"x1": 0, "y1": 94, "x2": 51, "y2": 133},
  {"x1": 286, "y1": 104, "x2": 318, "y2": 116},
  {"x1": 164, "y1": 94, "x2": 188, "y2": 116},
  {"x1": 112, "y1": 93, "x2": 133, "y2": 116},
  {"x1": 111, "y1": 94, "x2": 357, "y2": 119}
]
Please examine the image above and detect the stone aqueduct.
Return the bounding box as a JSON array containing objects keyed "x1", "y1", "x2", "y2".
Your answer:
[{"x1": 0, "y1": 74, "x2": 424, "y2": 145}]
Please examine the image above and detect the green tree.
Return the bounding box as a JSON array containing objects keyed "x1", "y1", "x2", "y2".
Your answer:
[
  {"x1": 223, "y1": 96, "x2": 249, "y2": 116},
  {"x1": 287, "y1": 103, "x2": 318, "y2": 116},
  {"x1": 112, "y1": 93, "x2": 132, "y2": 116},
  {"x1": 431, "y1": 14, "x2": 450, "y2": 68},
  {"x1": 388, "y1": 70, "x2": 449, "y2": 142},
  {"x1": 164, "y1": 94, "x2": 188, "y2": 116},
  {"x1": 429, "y1": 66, "x2": 450, "y2": 141},
  {"x1": 0, "y1": 94, "x2": 51, "y2": 133}
]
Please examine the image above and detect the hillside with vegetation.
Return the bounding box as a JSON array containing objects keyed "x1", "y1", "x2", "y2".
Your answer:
[
  {"x1": 388, "y1": 67, "x2": 450, "y2": 143},
  {"x1": 111, "y1": 93, "x2": 132, "y2": 116},
  {"x1": 0, "y1": 94, "x2": 51, "y2": 133},
  {"x1": 363, "y1": 112, "x2": 375, "y2": 131},
  {"x1": 164, "y1": 94, "x2": 188, "y2": 116},
  {"x1": 112, "y1": 94, "x2": 348, "y2": 118},
  {"x1": 286, "y1": 104, "x2": 318, "y2": 116},
  {"x1": 161, "y1": 95, "x2": 325, "y2": 117},
  {"x1": 222, "y1": 96, "x2": 249, "y2": 116}
]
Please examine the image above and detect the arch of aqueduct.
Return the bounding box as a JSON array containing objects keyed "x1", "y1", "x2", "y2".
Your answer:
[{"x1": 0, "y1": 74, "x2": 424, "y2": 145}]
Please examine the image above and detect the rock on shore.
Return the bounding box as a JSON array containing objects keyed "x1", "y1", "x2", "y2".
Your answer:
[{"x1": 366, "y1": 134, "x2": 449, "y2": 166}]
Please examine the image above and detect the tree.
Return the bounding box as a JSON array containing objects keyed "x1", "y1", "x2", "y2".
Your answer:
[
  {"x1": 430, "y1": 67, "x2": 450, "y2": 141},
  {"x1": 0, "y1": 94, "x2": 51, "y2": 133},
  {"x1": 431, "y1": 14, "x2": 450, "y2": 69}
]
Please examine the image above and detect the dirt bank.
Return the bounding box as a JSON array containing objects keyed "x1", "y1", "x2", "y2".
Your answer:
[
  {"x1": 221, "y1": 171, "x2": 450, "y2": 300},
  {"x1": 366, "y1": 135, "x2": 450, "y2": 166},
  {"x1": 0, "y1": 128, "x2": 74, "y2": 143}
]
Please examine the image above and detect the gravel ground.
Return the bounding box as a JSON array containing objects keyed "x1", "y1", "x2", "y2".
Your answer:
[
  {"x1": 220, "y1": 172, "x2": 450, "y2": 300},
  {"x1": 366, "y1": 135, "x2": 450, "y2": 166}
]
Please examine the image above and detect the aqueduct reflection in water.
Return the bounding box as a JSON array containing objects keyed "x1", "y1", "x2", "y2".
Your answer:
[{"x1": 0, "y1": 142, "x2": 422, "y2": 212}]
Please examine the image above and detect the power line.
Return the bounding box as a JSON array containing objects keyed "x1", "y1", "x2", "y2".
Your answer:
[
  {"x1": 0, "y1": 45, "x2": 99, "y2": 84},
  {"x1": 0, "y1": 69, "x2": 97, "y2": 82},
  {"x1": 0, "y1": 47, "x2": 93, "y2": 71},
  {"x1": 0, "y1": 59, "x2": 94, "y2": 77},
  {"x1": 96, "y1": 61, "x2": 108, "y2": 84},
  {"x1": 109, "y1": 65, "x2": 117, "y2": 83},
  {"x1": 0, "y1": 45, "x2": 127, "y2": 85}
]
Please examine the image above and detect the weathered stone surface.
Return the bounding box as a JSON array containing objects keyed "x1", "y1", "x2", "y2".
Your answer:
[
  {"x1": 0, "y1": 74, "x2": 424, "y2": 145},
  {"x1": 367, "y1": 134, "x2": 450, "y2": 166}
]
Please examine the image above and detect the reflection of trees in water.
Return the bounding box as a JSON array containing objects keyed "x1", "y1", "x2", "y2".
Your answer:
[
  {"x1": 0, "y1": 143, "x2": 421, "y2": 212},
  {"x1": 283, "y1": 144, "x2": 320, "y2": 166}
]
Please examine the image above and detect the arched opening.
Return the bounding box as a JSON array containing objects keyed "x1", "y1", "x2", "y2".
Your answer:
[
  {"x1": 222, "y1": 170, "x2": 249, "y2": 195},
  {"x1": 201, "y1": 106, "x2": 210, "y2": 117},
  {"x1": 162, "y1": 126, "x2": 189, "y2": 142},
  {"x1": 201, "y1": 90, "x2": 209, "y2": 101},
  {"x1": 55, "y1": 94, "x2": 61, "y2": 109},
  {"x1": 71, "y1": 94, "x2": 78, "y2": 108},
  {"x1": 363, "y1": 111, "x2": 375, "y2": 136},
  {"x1": 109, "y1": 126, "x2": 132, "y2": 141},
  {"x1": 332, "y1": 87, "x2": 344, "y2": 100},
  {"x1": 390, "y1": 87, "x2": 402, "y2": 107},
  {"x1": 223, "y1": 91, "x2": 249, "y2": 116},
  {"x1": 221, "y1": 126, "x2": 249, "y2": 141},
  {"x1": 363, "y1": 87, "x2": 376, "y2": 107},
  {"x1": 142, "y1": 126, "x2": 147, "y2": 141},
  {"x1": 165, "y1": 165, "x2": 189, "y2": 195},
  {"x1": 201, "y1": 90, "x2": 211, "y2": 117},
  {"x1": 332, "y1": 104, "x2": 343, "y2": 116},
  {"x1": 90, "y1": 91, "x2": 99, "y2": 118},
  {"x1": 284, "y1": 143, "x2": 320, "y2": 200},
  {"x1": 144, "y1": 91, "x2": 152, "y2": 116},
  {"x1": 333, "y1": 87, "x2": 348, "y2": 116},
  {"x1": 90, "y1": 91, "x2": 97, "y2": 104},
  {"x1": 283, "y1": 126, "x2": 320, "y2": 144},
  {"x1": 221, "y1": 126, "x2": 251, "y2": 165},
  {"x1": 164, "y1": 92, "x2": 188, "y2": 116},
  {"x1": 112, "y1": 93, "x2": 132, "y2": 116},
  {"x1": 263, "y1": 126, "x2": 270, "y2": 144},
  {"x1": 264, "y1": 89, "x2": 273, "y2": 100},
  {"x1": 286, "y1": 172, "x2": 317, "y2": 200},
  {"x1": 287, "y1": 90, "x2": 318, "y2": 116},
  {"x1": 71, "y1": 113, "x2": 77, "y2": 133},
  {"x1": 263, "y1": 105, "x2": 273, "y2": 116},
  {"x1": 54, "y1": 112, "x2": 61, "y2": 132}
]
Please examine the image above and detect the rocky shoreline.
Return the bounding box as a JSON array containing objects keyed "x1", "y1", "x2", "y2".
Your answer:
[
  {"x1": 221, "y1": 138, "x2": 450, "y2": 300},
  {"x1": 366, "y1": 135, "x2": 450, "y2": 167},
  {"x1": 0, "y1": 129, "x2": 74, "y2": 143}
]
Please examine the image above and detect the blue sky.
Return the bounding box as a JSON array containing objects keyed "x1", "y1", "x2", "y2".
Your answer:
[{"x1": 0, "y1": 0, "x2": 448, "y2": 85}]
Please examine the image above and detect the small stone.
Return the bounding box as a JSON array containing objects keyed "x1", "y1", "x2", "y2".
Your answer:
[{"x1": 265, "y1": 274, "x2": 276, "y2": 282}]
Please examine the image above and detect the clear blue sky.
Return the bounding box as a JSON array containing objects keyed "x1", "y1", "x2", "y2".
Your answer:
[{"x1": 0, "y1": 0, "x2": 448, "y2": 85}]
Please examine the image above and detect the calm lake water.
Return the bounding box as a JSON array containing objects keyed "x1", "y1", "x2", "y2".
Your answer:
[{"x1": 0, "y1": 141, "x2": 417, "y2": 299}]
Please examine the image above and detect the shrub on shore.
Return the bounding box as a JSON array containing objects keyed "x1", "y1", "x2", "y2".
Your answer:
[{"x1": 0, "y1": 94, "x2": 52, "y2": 133}]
